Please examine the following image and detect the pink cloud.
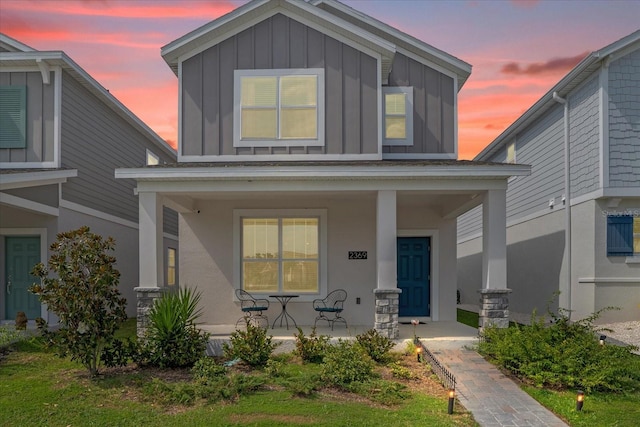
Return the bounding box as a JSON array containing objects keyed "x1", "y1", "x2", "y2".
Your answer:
[{"x1": 501, "y1": 52, "x2": 588, "y2": 76}]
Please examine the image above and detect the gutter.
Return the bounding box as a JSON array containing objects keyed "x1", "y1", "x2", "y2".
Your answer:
[{"x1": 552, "y1": 91, "x2": 572, "y2": 314}]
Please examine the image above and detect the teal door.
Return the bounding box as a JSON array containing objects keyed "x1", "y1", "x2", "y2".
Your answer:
[
  {"x1": 397, "y1": 237, "x2": 430, "y2": 317},
  {"x1": 5, "y1": 236, "x2": 41, "y2": 320}
]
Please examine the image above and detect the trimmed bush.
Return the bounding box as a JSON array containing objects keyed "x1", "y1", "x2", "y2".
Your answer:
[
  {"x1": 321, "y1": 340, "x2": 376, "y2": 387},
  {"x1": 356, "y1": 329, "x2": 395, "y2": 363},
  {"x1": 294, "y1": 327, "x2": 330, "y2": 363},
  {"x1": 223, "y1": 322, "x2": 280, "y2": 367}
]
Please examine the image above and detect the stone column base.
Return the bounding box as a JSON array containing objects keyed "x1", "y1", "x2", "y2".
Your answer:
[
  {"x1": 374, "y1": 288, "x2": 402, "y2": 339},
  {"x1": 478, "y1": 288, "x2": 512, "y2": 334},
  {"x1": 134, "y1": 287, "x2": 164, "y2": 338}
]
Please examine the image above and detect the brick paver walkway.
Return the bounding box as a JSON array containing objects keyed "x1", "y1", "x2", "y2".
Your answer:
[{"x1": 428, "y1": 345, "x2": 568, "y2": 427}]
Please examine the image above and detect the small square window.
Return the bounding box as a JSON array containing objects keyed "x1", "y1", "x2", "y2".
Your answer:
[
  {"x1": 383, "y1": 86, "x2": 413, "y2": 146},
  {"x1": 146, "y1": 149, "x2": 160, "y2": 166}
]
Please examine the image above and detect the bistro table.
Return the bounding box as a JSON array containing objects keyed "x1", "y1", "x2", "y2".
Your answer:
[{"x1": 269, "y1": 294, "x2": 299, "y2": 330}]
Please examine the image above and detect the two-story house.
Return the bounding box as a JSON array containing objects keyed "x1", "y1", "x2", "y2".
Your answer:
[
  {"x1": 458, "y1": 30, "x2": 640, "y2": 323},
  {"x1": 117, "y1": 0, "x2": 529, "y2": 337},
  {"x1": 0, "y1": 34, "x2": 178, "y2": 323}
]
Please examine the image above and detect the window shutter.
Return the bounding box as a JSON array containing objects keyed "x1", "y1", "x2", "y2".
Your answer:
[
  {"x1": 0, "y1": 86, "x2": 27, "y2": 149},
  {"x1": 607, "y1": 216, "x2": 633, "y2": 256}
]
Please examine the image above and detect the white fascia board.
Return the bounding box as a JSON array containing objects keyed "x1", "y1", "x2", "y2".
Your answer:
[
  {"x1": 0, "y1": 33, "x2": 35, "y2": 52},
  {"x1": 165, "y1": 0, "x2": 395, "y2": 72},
  {"x1": 382, "y1": 153, "x2": 457, "y2": 160},
  {"x1": 0, "y1": 169, "x2": 77, "y2": 190},
  {"x1": 0, "y1": 192, "x2": 59, "y2": 216},
  {"x1": 177, "y1": 153, "x2": 382, "y2": 162},
  {"x1": 133, "y1": 177, "x2": 509, "y2": 194},
  {"x1": 116, "y1": 164, "x2": 530, "y2": 181}
]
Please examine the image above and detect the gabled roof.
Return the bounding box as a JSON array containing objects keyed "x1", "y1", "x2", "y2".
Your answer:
[
  {"x1": 0, "y1": 33, "x2": 35, "y2": 52},
  {"x1": 475, "y1": 29, "x2": 640, "y2": 161},
  {"x1": 0, "y1": 34, "x2": 176, "y2": 159},
  {"x1": 311, "y1": 0, "x2": 471, "y2": 90},
  {"x1": 162, "y1": 0, "x2": 398, "y2": 79}
]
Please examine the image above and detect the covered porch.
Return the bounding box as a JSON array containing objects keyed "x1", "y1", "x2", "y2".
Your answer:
[{"x1": 116, "y1": 161, "x2": 530, "y2": 338}]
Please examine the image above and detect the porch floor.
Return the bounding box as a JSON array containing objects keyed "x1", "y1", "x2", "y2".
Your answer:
[{"x1": 202, "y1": 321, "x2": 479, "y2": 356}]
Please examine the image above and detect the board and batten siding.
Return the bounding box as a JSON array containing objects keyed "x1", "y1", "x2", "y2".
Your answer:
[
  {"x1": 608, "y1": 47, "x2": 640, "y2": 187},
  {"x1": 0, "y1": 71, "x2": 55, "y2": 163},
  {"x1": 181, "y1": 13, "x2": 378, "y2": 157},
  {"x1": 383, "y1": 53, "x2": 455, "y2": 155},
  {"x1": 60, "y1": 72, "x2": 175, "y2": 226},
  {"x1": 569, "y1": 75, "x2": 600, "y2": 198}
]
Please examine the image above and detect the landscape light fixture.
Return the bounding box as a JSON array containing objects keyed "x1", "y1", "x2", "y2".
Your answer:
[
  {"x1": 576, "y1": 390, "x2": 584, "y2": 411},
  {"x1": 416, "y1": 345, "x2": 422, "y2": 362},
  {"x1": 599, "y1": 335, "x2": 606, "y2": 346},
  {"x1": 448, "y1": 389, "x2": 455, "y2": 415}
]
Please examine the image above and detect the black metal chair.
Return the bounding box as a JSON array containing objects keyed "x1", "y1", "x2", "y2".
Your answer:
[
  {"x1": 235, "y1": 289, "x2": 269, "y2": 328},
  {"x1": 313, "y1": 289, "x2": 348, "y2": 330}
]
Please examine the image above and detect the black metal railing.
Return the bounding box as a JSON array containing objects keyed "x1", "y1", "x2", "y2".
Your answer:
[{"x1": 416, "y1": 339, "x2": 456, "y2": 391}]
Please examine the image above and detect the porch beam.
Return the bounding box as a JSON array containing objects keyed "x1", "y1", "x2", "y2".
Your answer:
[
  {"x1": 441, "y1": 193, "x2": 483, "y2": 219},
  {"x1": 163, "y1": 195, "x2": 196, "y2": 214},
  {"x1": 376, "y1": 190, "x2": 397, "y2": 290}
]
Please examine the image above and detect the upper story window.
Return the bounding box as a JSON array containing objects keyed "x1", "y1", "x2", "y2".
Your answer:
[
  {"x1": 0, "y1": 86, "x2": 27, "y2": 149},
  {"x1": 383, "y1": 86, "x2": 413, "y2": 146},
  {"x1": 146, "y1": 149, "x2": 160, "y2": 166},
  {"x1": 167, "y1": 247, "x2": 176, "y2": 286},
  {"x1": 606, "y1": 215, "x2": 640, "y2": 256},
  {"x1": 233, "y1": 69, "x2": 325, "y2": 148}
]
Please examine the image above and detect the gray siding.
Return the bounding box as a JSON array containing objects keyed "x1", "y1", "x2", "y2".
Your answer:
[
  {"x1": 0, "y1": 71, "x2": 55, "y2": 163},
  {"x1": 60, "y1": 71, "x2": 175, "y2": 225},
  {"x1": 163, "y1": 206, "x2": 178, "y2": 236},
  {"x1": 457, "y1": 204, "x2": 482, "y2": 240},
  {"x1": 569, "y1": 75, "x2": 600, "y2": 198},
  {"x1": 609, "y1": 48, "x2": 640, "y2": 187},
  {"x1": 384, "y1": 53, "x2": 456, "y2": 155},
  {"x1": 4, "y1": 184, "x2": 59, "y2": 207},
  {"x1": 181, "y1": 13, "x2": 378, "y2": 157}
]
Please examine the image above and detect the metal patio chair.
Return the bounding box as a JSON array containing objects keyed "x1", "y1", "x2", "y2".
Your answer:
[
  {"x1": 235, "y1": 289, "x2": 269, "y2": 328},
  {"x1": 313, "y1": 289, "x2": 348, "y2": 330}
]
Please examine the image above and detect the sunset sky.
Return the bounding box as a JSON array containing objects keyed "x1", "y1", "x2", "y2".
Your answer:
[{"x1": 2, "y1": 0, "x2": 639, "y2": 159}]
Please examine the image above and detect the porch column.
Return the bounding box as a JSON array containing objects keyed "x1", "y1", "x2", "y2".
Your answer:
[
  {"x1": 134, "y1": 191, "x2": 164, "y2": 337},
  {"x1": 375, "y1": 190, "x2": 400, "y2": 338},
  {"x1": 479, "y1": 189, "x2": 511, "y2": 332}
]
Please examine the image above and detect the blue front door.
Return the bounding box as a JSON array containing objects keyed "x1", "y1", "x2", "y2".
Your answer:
[
  {"x1": 397, "y1": 237, "x2": 430, "y2": 317},
  {"x1": 5, "y1": 236, "x2": 41, "y2": 320}
]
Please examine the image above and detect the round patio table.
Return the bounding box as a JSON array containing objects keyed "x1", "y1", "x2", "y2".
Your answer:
[{"x1": 269, "y1": 294, "x2": 299, "y2": 330}]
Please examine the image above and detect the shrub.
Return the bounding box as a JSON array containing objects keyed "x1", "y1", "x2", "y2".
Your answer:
[
  {"x1": 479, "y1": 305, "x2": 640, "y2": 392},
  {"x1": 294, "y1": 327, "x2": 330, "y2": 363},
  {"x1": 321, "y1": 340, "x2": 376, "y2": 387},
  {"x1": 223, "y1": 322, "x2": 280, "y2": 367},
  {"x1": 142, "y1": 288, "x2": 210, "y2": 368},
  {"x1": 355, "y1": 329, "x2": 395, "y2": 363},
  {"x1": 100, "y1": 337, "x2": 141, "y2": 368},
  {"x1": 192, "y1": 357, "x2": 227, "y2": 384},
  {"x1": 348, "y1": 379, "x2": 410, "y2": 405},
  {"x1": 29, "y1": 226, "x2": 127, "y2": 377},
  {"x1": 389, "y1": 361, "x2": 417, "y2": 380}
]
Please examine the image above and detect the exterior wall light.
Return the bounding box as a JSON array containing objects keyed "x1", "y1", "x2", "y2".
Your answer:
[
  {"x1": 448, "y1": 389, "x2": 455, "y2": 414},
  {"x1": 576, "y1": 390, "x2": 584, "y2": 411}
]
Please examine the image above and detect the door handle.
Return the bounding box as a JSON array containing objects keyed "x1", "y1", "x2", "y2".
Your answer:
[{"x1": 6, "y1": 275, "x2": 11, "y2": 294}]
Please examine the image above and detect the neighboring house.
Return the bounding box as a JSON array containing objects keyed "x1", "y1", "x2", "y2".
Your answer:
[
  {"x1": 0, "y1": 34, "x2": 179, "y2": 322},
  {"x1": 117, "y1": 0, "x2": 529, "y2": 337},
  {"x1": 458, "y1": 30, "x2": 640, "y2": 323}
]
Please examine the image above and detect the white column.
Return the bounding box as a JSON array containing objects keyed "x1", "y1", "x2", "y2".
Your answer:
[
  {"x1": 376, "y1": 190, "x2": 397, "y2": 290},
  {"x1": 139, "y1": 191, "x2": 164, "y2": 288},
  {"x1": 482, "y1": 189, "x2": 507, "y2": 290}
]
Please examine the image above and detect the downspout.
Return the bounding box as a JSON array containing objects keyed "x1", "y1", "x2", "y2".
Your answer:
[{"x1": 553, "y1": 91, "x2": 571, "y2": 314}]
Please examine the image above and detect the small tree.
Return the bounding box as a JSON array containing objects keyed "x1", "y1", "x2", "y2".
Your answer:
[{"x1": 30, "y1": 226, "x2": 126, "y2": 377}]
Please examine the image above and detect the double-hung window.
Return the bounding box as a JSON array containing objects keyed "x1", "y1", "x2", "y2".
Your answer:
[
  {"x1": 606, "y1": 215, "x2": 640, "y2": 256},
  {"x1": 236, "y1": 209, "x2": 327, "y2": 298},
  {"x1": 233, "y1": 69, "x2": 325, "y2": 147},
  {"x1": 382, "y1": 86, "x2": 413, "y2": 146},
  {"x1": 0, "y1": 86, "x2": 27, "y2": 149}
]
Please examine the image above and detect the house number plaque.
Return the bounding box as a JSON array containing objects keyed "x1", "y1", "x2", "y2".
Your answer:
[{"x1": 348, "y1": 251, "x2": 367, "y2": 260}]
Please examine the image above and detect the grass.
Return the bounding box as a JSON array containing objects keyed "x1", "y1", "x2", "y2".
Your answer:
[
  {"x1": 456, "y1": 309, "x2": 478, "y2": 329},
  {"x1": 0, "y1": 323, "x2": 476, "y2": 427}
]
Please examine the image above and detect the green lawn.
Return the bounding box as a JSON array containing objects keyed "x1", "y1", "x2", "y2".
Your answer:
[
  {"x1": 456, "y1": 308, "x2": 478, "y2": 329},
  {"x1": 0, "y1": 328, "x2": 476, "y2": 427}
]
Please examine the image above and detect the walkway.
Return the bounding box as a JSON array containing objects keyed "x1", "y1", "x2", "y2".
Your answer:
[{"x1": 427, "y1": 340, "x2": 568, "y2": 427}]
